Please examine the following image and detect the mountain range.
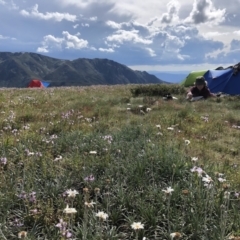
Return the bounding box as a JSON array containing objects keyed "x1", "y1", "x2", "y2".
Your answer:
[{"x1": 0, "y1": 52, "x2": 165, "y2": 87}]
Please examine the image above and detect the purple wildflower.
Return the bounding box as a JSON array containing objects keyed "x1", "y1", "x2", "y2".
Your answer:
[
  {"x1": 0, "y1": 157, "x2": 7, "y2": 165},
  {"x1": 191, "y1": 166, "x2": 204, "y2": 176},
  {"x1": 65, "y1": 230, "x2": 72, "y2": 238},
  {"x1": 56, "y1": 219, "x2": 67, "y2": 232},
  {"x1": 102, "y1": 135, "x2": 113, "y2": 144},
  {"x1": 17, "y1": 191, "x2": 27, "y2": 200},
  {"x1": 56, "y1": 219, "x2": 72, "y2": 238},
  {"x1": 234, "y1": 192, "x2": 240, "y2": 198},
  {"x1": 35, "y1": 152, "x2": 42, "y2": 157},
  {"x1": 29, "y1": 192, "x2": 37, "y2": 203},
  {"x1": 62, "y1": 190, "x2": 68, "y2": 198},
  {"x1": 84, "y1": 174, "x2": 95, "y2": 182},
  {"x1": 12, "y1": 218, "x2": 24, "y2": 227}
]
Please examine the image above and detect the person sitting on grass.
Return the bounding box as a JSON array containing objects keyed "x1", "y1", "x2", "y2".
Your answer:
[{"x1": 186, "y1": 76, "x2": 216, "y2": 100}]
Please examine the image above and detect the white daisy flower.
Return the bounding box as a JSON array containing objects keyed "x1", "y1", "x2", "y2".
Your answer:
[{"x1": 131, "y1": 222, "x2": 144, "y2": 230}]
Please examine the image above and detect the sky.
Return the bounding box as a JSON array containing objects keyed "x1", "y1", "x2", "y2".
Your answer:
[{"x1": 1, "y1": 0, "x2": 240, "y2": 74}]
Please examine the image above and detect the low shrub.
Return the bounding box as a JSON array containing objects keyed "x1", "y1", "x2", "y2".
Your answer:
[{"x1": 130, "y1": 84, "x2": 186, "y2": 97}]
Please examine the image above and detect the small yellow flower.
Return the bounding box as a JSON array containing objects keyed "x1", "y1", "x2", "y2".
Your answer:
[
  {"x1": 83, "y1": 187, "x2": 89, "y2": 194},
  {"x1": 131, "y1": 222, "x2": 144, "y2": 230},
  {"x1": 228, "y1": 235, "x2": 240, "y2": 240},
  {"x1": 182, "y1": 189, "x2": 189, "y2": 196},
  {"x1": 222, "y1": 183, "x2": 230, "y2": 190},
  {"x1": 94, "y1": 187, "x2": 100, "y2": 194},
  {"x1": 18, "y1": 231, "x2": 27, "y2": 239},
  {"x1": 106, "y1": 179, "x2": 111, "y2": 184}
]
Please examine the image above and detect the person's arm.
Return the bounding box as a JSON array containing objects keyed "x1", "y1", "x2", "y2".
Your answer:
[{"x1": 186, "y1": 87, "x2": 193, "y2": 99}]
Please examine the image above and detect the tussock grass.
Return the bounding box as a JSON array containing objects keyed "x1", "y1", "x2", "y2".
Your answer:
[{"x1": 0, "y1": 85, "x2": 240, "y2": 239}]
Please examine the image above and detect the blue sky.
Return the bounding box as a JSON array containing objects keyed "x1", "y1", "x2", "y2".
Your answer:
[{"x1": 1, "y1": 0, "x2": 240, "y2": 74}]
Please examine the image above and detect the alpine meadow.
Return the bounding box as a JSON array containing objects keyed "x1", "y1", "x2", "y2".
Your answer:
[{"x1": 1, "y1": 84, "x2": 240, "y2": 240}]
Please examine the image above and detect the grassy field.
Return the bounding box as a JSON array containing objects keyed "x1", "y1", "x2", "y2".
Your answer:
[{"x1": 1, "y1": 84, "x2": 240, "y2": 240}]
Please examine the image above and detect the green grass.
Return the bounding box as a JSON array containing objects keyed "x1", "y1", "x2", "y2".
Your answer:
[{"x1": 0, "y1": 85, "x2": 240, "y2": 239}]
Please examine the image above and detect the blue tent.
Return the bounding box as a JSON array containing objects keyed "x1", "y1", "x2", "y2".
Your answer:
[
  {"x1": 28, "y1": 79, "x2": 50, "y2": 88},
  {"x1": 41, "y1": 81, "x2": 50, "y2": 87},
  {"x1": 204, "y1": 68, "x2": 240, "y2": 95}
]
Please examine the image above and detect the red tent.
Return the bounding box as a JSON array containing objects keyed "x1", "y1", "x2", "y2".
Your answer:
[{"x1": 28, "y1": 79, "x2": 44, "y2": 88}]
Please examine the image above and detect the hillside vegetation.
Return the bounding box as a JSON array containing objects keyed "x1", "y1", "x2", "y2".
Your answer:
[{"x1": 1, "y1": 84, "x2": 240, "y2": 240}]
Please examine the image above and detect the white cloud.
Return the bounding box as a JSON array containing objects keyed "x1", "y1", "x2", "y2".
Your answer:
[
  {"x1": 161, "y1": 0, "x2": 180, "y2": 24},
  {"x1": 0, "y1": 34, "x2": 16, "y2": 40},
  {"x1": 40, "y1": 35, "x2": 63, "y2": 50},
  {"x1": 104, "y1": 41, "x2": 120, "y2": 48},
  {"x1": 9, "y1": 1, "x2": 18, "y2": 10},
  {"x1": 0, "y1": 0, "x2": 19, "y2": 10},
  {"x1": 230, "y1": 39, "x2": 240, "y2": 50},
  {"x1": 62, "y1": 31, "x2": 88, "y2": 49},
  {"x1": 37, "y1": 31, "x2": 88, "y2": 52},
  {"x1": 164, "y1": 33, "x2": 185, "y2": 50},
  {"x1": 20, "y1": 4, "x2": 77, "y2": 22},
  {"x1": 73, "y1": 24, "x2": 79, "y2": 29},
  {"x1": 108, "y1": 1, "x2": 180, "y2": 23},
  {"x1": 105, "y1": 20, "x2": 132, "y2": 30},
  {"x1": 99, "y1": 47, "x2": 114, "y2": 52},
  {"x1": 0, "y1": 35, "x2": 8, "y2": 39},
  {"x1": 81, "y1": 23, "x2": 90, "y2": 27},
  {"x1": 106, "y1": 29, "x2": 152, "y2": 44},
  {"x1": 57, "y1": 0, "x2": 229, "y2": 27},
  {"x1": 89, "y1": 16, "x2": 97, "y2": 21},
  {"x1": 204, "y1": 31, "x2": 228, "y2": 38},
  {"x1": 184, "y1": 0, "x2": 226, "y2": 25},
  {"x1": 146, "y1": 47, "x2": 156, "y2": 57},
  {"x1": 106, "y1": 20, "x2": 122, "y2": 29},
  {"x1": 59, "y1": 0, "x2": 100, "y2": 8},
  {"x1": 36, "y1": 47, "x2": 49, "y2": 53},
  {"x1": 147, "y1": 26, "x2": 188, "y2": 61},
  {"x1": 234, "y1": 30, "x2": 240, "y2": 35},
  {"x1": 58, "y1": 0, "x2": 184, "y2": 23}
]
